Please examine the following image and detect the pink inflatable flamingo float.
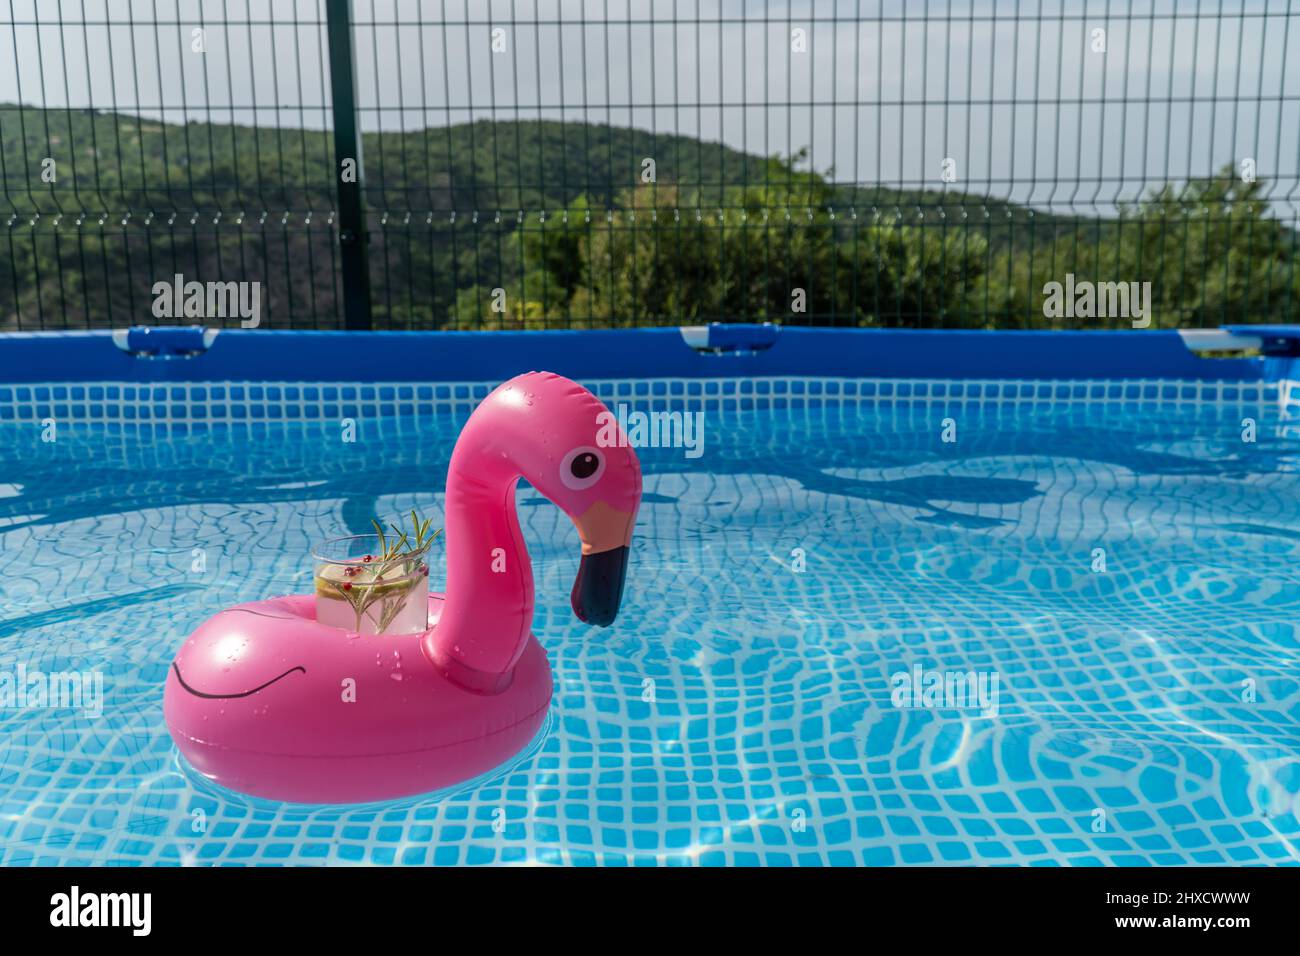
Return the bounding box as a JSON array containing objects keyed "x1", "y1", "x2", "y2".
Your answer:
[{"x1": 163, "y1": 372, "x2": 642, "y2": 803}]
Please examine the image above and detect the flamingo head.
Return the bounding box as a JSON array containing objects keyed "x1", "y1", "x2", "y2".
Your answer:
[{"x1": 471, "y1": 371, "x2": 642, "y2": 627}]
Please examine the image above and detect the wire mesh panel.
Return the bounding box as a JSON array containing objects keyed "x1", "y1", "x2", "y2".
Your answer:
[
  {"x1": 2, "y1": 0, "x2": 1298, "y2": 331},
  {"x1": 0, "y1": 0, "x2": 341, "y2": 330}
]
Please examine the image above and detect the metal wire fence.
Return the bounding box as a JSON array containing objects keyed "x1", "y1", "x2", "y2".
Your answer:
[{"x1": 1, "y1": 0, "x2": 1298, "y2": 332}]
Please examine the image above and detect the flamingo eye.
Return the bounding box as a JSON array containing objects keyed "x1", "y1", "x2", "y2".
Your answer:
[{"x1": 560, "y1": 446, "x2": 606, "y2": 490}]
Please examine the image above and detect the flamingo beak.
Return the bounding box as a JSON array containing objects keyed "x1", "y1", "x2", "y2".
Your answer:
[
  {"x1": 570, "y1": 546, "x2": 630, "y2": 627},
  {"x1": 569, "y1": 501, "x2": 637, "y2": 627}
]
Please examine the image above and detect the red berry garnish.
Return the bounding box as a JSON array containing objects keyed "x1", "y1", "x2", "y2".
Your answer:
[{"x1": 343, "y1": 582, "x2": 352, "y2": 591}]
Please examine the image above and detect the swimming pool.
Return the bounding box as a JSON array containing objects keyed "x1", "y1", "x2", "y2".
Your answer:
[{"x1": 1, "y1": 329, "x2": 1299, "y2": 866}]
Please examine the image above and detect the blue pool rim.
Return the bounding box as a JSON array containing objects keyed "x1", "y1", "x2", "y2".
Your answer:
[{"x1": 1, "y1": 324, "x2": 1297, "y2": 385}]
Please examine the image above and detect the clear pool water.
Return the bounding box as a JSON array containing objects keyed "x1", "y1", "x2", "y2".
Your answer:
[{"x1": 2, "y1": 380, "x2": 1299, "y2": 866}]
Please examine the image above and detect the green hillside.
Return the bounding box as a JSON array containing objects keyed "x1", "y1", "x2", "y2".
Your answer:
[{"x1": 1, "y1": 104, "x2": 1296, "y2": 329}]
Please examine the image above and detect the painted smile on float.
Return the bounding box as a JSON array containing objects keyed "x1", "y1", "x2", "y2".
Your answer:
[{"x1": 170, "y1": 661, "x2": 306, "y2": 700}]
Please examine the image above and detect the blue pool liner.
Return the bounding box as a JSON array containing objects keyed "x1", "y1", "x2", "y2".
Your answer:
[{"x1": 0, "y1": 323, "x2": 1293, "y2": 384}]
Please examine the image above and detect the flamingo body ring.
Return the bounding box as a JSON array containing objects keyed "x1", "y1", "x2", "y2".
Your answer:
[{"x1": 163, "y1": 372, "x2": 642, "y2": 803}]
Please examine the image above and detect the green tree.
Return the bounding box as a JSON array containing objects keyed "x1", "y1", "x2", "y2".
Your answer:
[{"x1": 982, "y1": 167, "x2": 1300, "y2": 328}]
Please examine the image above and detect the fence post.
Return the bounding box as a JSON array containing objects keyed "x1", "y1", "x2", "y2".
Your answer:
[{"x1": 325, "y1": 0, "x2": 372, "y2": 330}]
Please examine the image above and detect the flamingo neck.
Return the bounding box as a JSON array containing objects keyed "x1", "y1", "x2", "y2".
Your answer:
[{"x1": 424, "y1": 457, "x2": 535, "y2": 692}]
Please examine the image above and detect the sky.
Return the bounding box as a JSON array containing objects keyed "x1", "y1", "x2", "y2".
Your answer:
[{"x1": 2, "y1": 0, "x2": 1298, "y2": 213}]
